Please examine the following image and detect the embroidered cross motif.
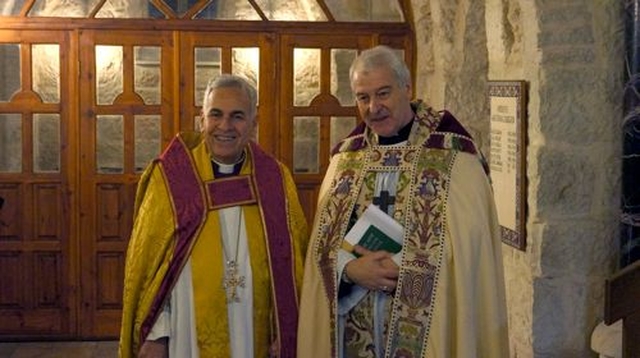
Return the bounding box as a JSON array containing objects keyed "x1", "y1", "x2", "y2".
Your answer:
[
  {"x1": 373, "y1": 190, "x2": 396, "y2": 213},
  {"x1": 223, "y1": 260, "x2": 245, "y2": 303}
]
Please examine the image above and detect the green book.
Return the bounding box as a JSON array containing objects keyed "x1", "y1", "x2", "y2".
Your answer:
[
  {"x1": 343, "y1": 204, "x2": 404, "y2": 256},
  {"x1": 354, "y1": 225, "x2": 402, "y2": 257}
]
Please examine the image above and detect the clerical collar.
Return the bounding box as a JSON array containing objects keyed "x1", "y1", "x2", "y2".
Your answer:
[
  {"x1": 378, "y1": 118, "x2": 414, "y2": 145},
  {"x1": 212, "y1": 152, "x2": 245, "y2": 177}
]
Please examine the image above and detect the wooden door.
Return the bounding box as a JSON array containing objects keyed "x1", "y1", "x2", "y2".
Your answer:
[
  {"x1": 0, "y1": 30, "x2": 77, "y2": 338},
  {"x1": 77, "y1": 30, "x2": 176, "y2": 337},
  {"x1": 278, "y1": 35, "x2": 414, "y2": 223},
  {"x1": 279, "y1": 34, "x2": 367, "y2": 224}
]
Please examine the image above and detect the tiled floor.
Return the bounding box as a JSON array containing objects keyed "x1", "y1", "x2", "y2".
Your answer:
[{"x1": 0, "y1": 341, "x2": 118, "y2": 358}]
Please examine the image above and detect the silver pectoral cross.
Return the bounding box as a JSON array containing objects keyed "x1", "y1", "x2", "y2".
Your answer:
[{"x1": 223, "y1": 260, "x2": 245, "y2": 303}]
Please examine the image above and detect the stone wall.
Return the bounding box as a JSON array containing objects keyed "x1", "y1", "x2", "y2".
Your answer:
[{"x1": 411, "y1": 0, "x2": 623, "y2": 356}]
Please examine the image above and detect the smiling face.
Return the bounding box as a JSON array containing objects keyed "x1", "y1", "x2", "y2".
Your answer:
[
  {"x1": 200, "y1": 86, "x2": 257, "y2": 164},
  {"x1": 351, "y1": 64, "x2": 414, "y2": 137}
]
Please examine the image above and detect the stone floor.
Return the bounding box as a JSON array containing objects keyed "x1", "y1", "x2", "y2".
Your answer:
[{"x1": 0, "y1": 341, "x2": 118, "y2": 358}]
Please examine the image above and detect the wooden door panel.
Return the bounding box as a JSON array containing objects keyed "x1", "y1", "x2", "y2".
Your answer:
[
  {"x1": 92, "y1": 182, "x2": 134, "y2": 335},
  {"x1": 33, "y1": 184, "x2": 64, "y2": 241},
  {"x1": 279, "y1": 34, "x2": 368, "y2": 221},
  {"x1": 0, "y1": 184, "x2": 21, "y2": 242},
  {"x1": 0, "y1": 251, "x2": 21, "y2": 308},
  {"x1": 96, "y1": 184, "x2": 134, "y2": 242},
  {"x1": 0, "y1": 182, "x2": 70, "y2": 335},
  {"x1": 0, "y1": 30, "x2": 75, "y2": 338},
  {"x1": 93, "y1": 181, "x2": 134, "y2": 318},
  {"x1": 78, "y1": 30, "x2": 175, "y2": 337},
  {"x1": 0, "y1": 184, "x2": 23, "y2": 318}
]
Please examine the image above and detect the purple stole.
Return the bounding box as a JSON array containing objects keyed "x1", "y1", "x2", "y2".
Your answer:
[{"x1": 140, "y1": 137, "x2": 298, "y2": 357}]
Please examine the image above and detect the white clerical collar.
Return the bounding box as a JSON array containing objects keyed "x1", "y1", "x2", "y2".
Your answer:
[
  {"x1": 212, "y1": 151, "x2": 246, "y2": 175},
  {"x1": 217, "y1": 162, "x2": 235, "y2": 174}
]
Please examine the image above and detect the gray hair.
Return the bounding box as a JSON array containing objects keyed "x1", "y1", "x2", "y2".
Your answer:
[
  {"x1": 349, "y1": 45, "x2": 411, "y2": 88},
  {"x1": 203, "y1": 74, "x2": 258, "y2": 118}
]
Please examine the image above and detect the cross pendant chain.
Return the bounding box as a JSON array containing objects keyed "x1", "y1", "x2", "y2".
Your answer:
[{"x1": 223, "y1": 260, "x2": 245, "y2": 303}]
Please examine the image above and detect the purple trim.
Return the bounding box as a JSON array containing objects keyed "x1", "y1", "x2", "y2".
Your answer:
[
  {"x1": 331, "y1": 122, "x2": 367, "y2": 155},
  {"x1": 425, "y1": 111, "x2": 479, "y2": 155},
  {"x1": 206, "y1": 176, "x2": 256, "y2": 210},
  {"x1": 250, "y1": 141, "x2": 298, "y2": 358},
  {"x1": 140, "y1": 137, "x2": 205, "y2": 342},
  {"x1": 137, "y1": 137, "x2": 298, "y2": 353},
  {"x1": 437, "y1": 110, "x2": 473, "y2": 137}
]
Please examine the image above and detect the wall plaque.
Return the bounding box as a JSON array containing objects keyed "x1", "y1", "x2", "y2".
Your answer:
[{"x1": 488, "y1": 80, "x2": 527, "y2": 251}]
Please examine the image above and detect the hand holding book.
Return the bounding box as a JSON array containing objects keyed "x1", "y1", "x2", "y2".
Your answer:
[{"x1": 342, "y1": 204, "x2": 404, "y2": 257}]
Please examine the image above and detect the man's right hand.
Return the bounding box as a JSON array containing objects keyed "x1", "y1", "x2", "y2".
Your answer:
[{"x1": 345, "y1": 245, "x2": 399, "y2": 292}]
